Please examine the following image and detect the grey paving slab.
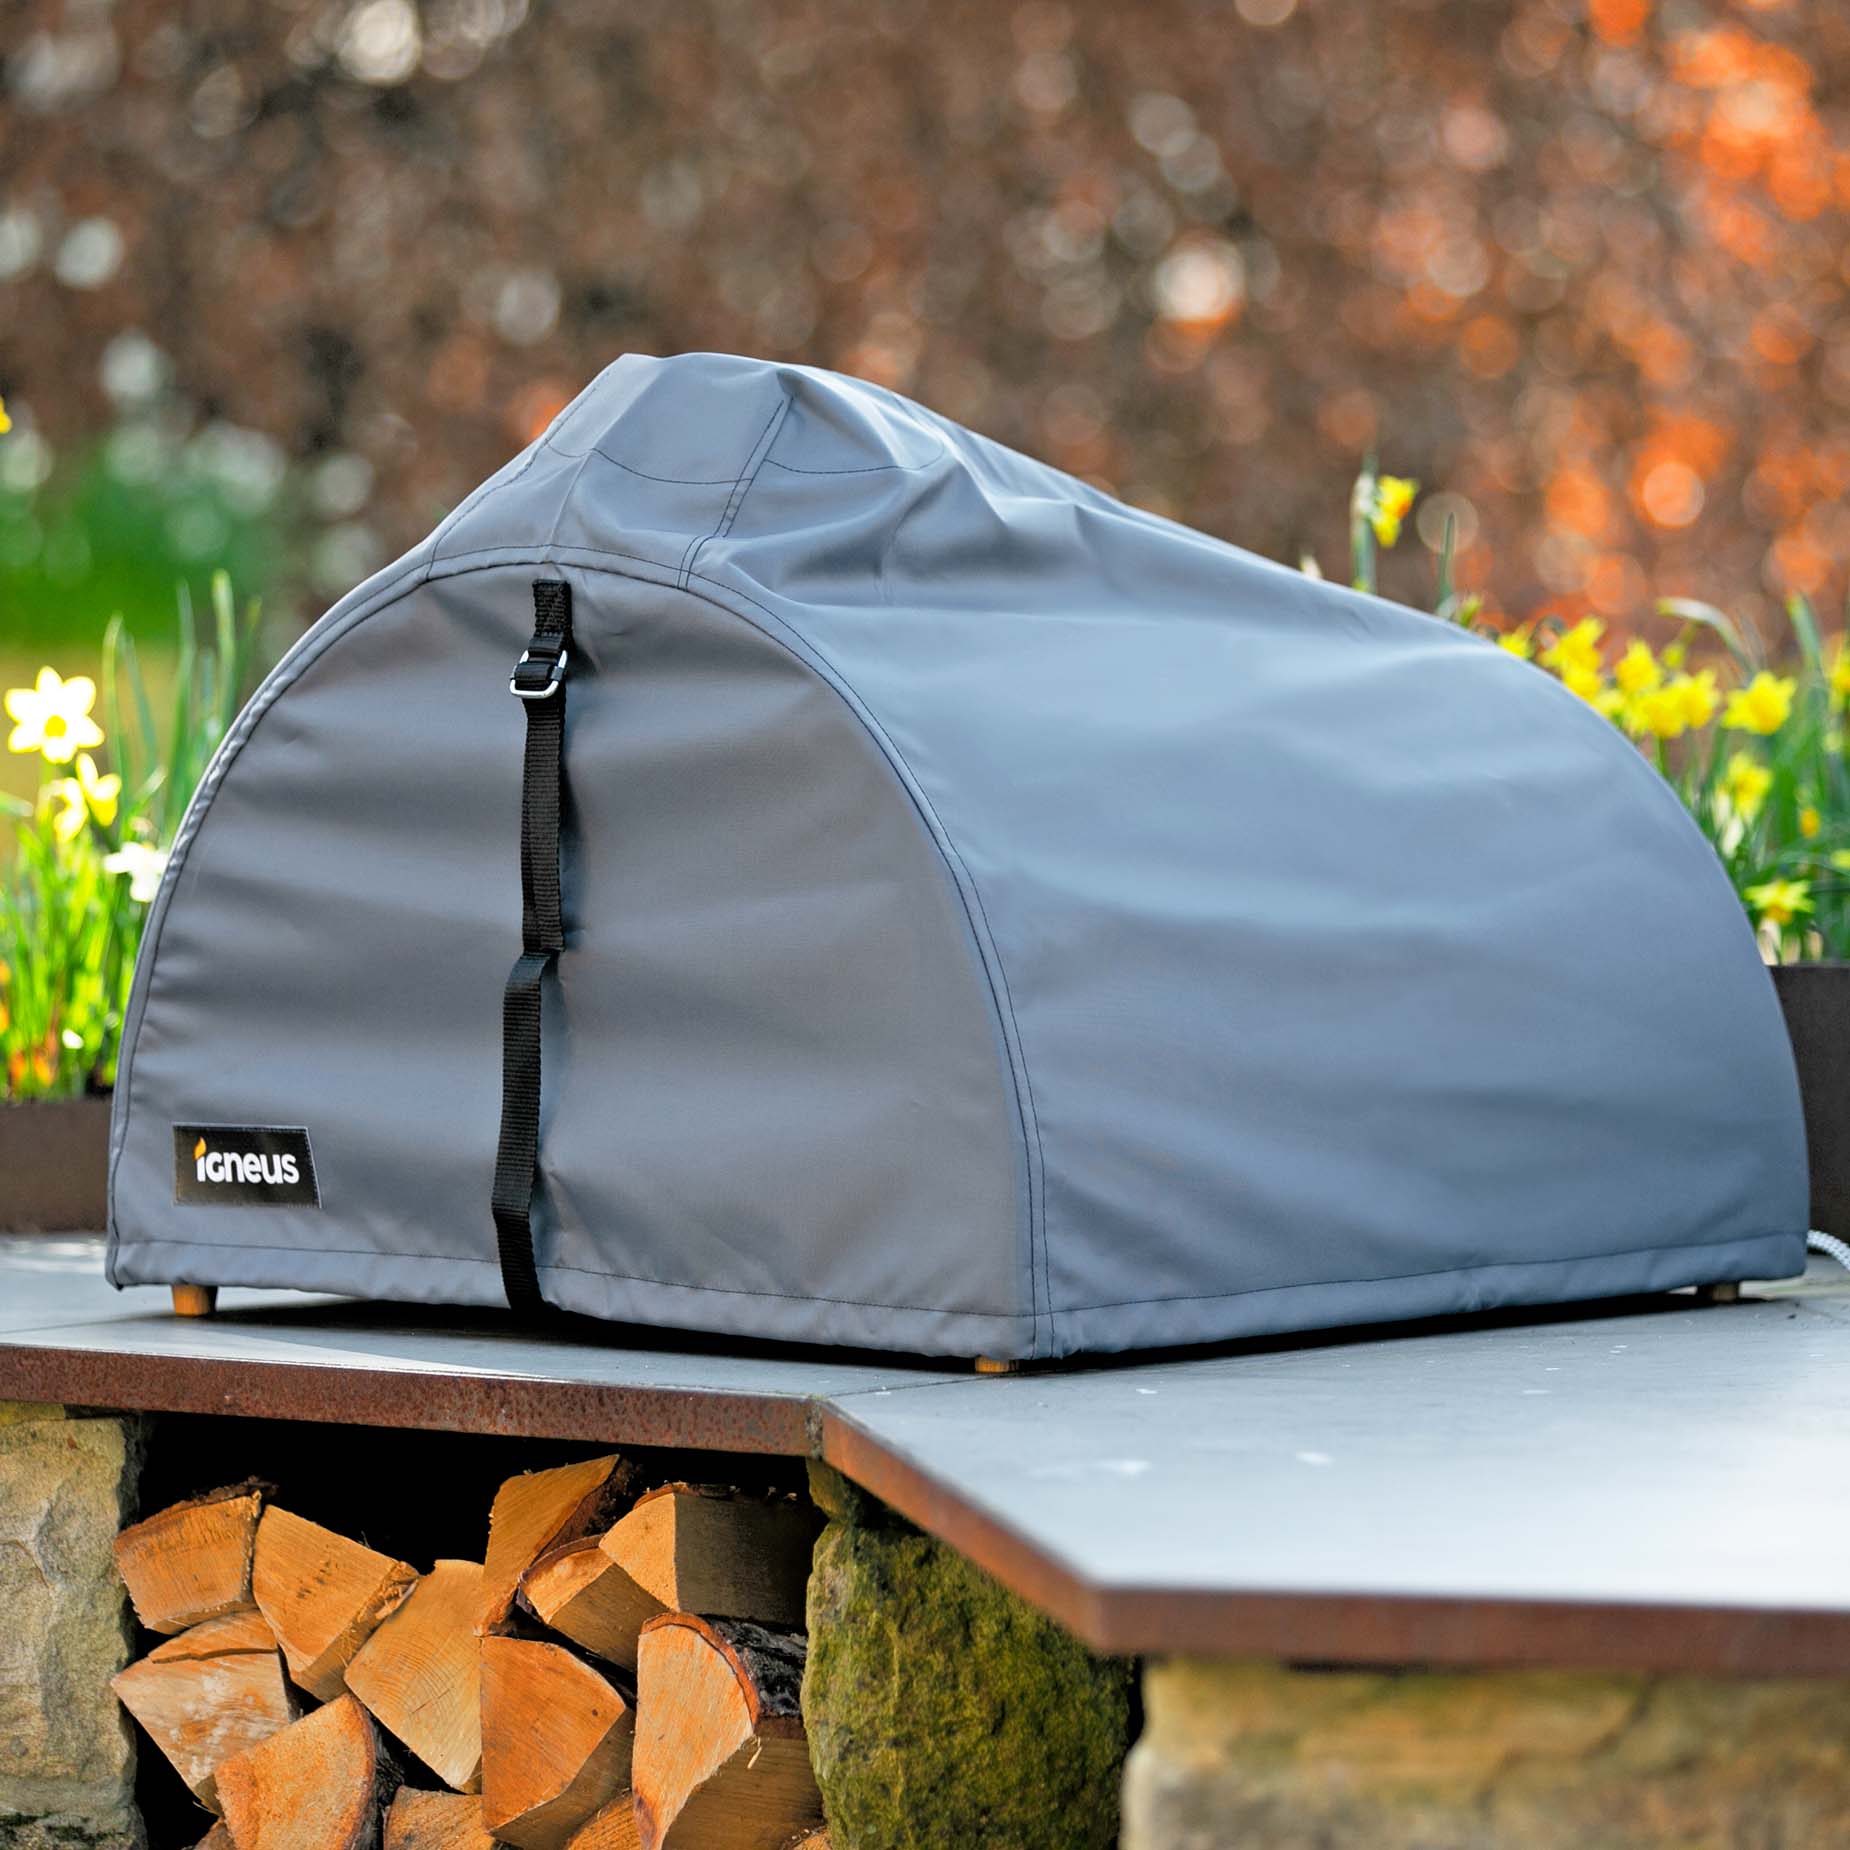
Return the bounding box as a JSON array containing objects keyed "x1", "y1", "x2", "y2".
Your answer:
[
  {"x1": 6, "y1": 1236, "x2": 1849, "y2": 1672},
  {"x1": 823, "y1": 1275, "x2": 1850, "y2": 1672},
  {"x1": 0, "y1": 1237, "x2": 327, "y2": 1333}
]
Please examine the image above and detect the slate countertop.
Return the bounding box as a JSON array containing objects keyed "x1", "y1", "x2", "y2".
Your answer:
[{"x1": 3, "y1": 1235, "x2": 1847, "y2": 1675}]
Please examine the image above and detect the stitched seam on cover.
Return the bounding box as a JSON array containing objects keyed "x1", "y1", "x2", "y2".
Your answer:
[
  {"x1": 677, "y1": 397, "x2": 787, "y2": 589},
  {"x1": 670, "y1": 411, "x2": 1043, "y2": 1344},
  {"x1": 472, "y1": 546, "x2": 1048, "y2": 1348},
  {"x1": 107, "y1": 1229, "x2": 1787, "y2": 1318},
  {"x1": 106, "y1": 1238, "x2": 1037, "y2": 1320},
  {"x1": 117, "y1": 546, "x2": 1049, "y2": 1341},
  {"x1": 425, "y1": 444, "x2": 544, "y2": 572},
  {"x1": 587, "y1": 446, "x2": 738, "y2": 486},
  {"x1": 763, "y1": 457, "x2": 936, "y2": 477},
  {"x1": 673, "y1": 559, "x2": 1050, "y2": 1352},
  {"x1": 1052, "y1": 1228, "x2": 1798, "y2": 1314}
]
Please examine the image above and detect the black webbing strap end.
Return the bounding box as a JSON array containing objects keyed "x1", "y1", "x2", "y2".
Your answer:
[{"x1": 492, "y1": 579, "x2": 574, "y2": 1314}]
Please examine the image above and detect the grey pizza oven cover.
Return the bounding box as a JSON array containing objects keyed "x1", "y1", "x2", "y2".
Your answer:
[{"x1": 106, "y1": 352, "x2": 1808, "y2": 1359}]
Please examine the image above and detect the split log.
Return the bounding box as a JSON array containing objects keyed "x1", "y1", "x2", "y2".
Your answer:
[
  {"x1": 480, "y1": 1635, "x2": 635, "y2": 1850},
  {"x1": 563, "y1": 1798, "x2": 643, "y2": 1850},
  {"x1": 347, "y1": 1559, "x2": 484, "y2": 1792},
  {"x1": 480, "y1": 1455, "x2": 635, "y2": 1634},
  {"x1": 632, "y1": 1616, "x2": 819, "y2": 1850},
  {"x1": 383, "y1": 1790, "x2": 496, "y2": 1850},
  {"x1": 216, "y1": 1694, "x2": 396, "y2": 1850},
  {"x1": 253, "y1": 1506, "x2": 418, "y2": 1701},
  {"x1": 525, "y1": 1488, "x2": 817, "y2": 1671},
  {"x1": 112, "y1": 1613, "x2": 296, "y2": 1809},
  {"x1": 147, "y1": 1609, "x2": 278, "y2": 1660},
  {"x1": 114, "y1": 1484, "x2": 264, "y2": 1634},
  {"x1": 195, "y1": 1827, "x2": 233, "y2": 1850},
  {"x1": 518, "y1": 1539, "x2": 658, "y2": 1673}
]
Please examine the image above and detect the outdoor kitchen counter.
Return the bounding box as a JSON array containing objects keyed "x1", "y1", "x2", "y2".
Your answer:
[{"x1": 3, "y1": 1236, "x2": 1848, "y2": 1677}]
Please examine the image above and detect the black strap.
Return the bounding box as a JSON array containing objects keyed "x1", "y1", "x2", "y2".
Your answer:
[{"x1": 492, "y1": 580, "x2": 573, "y2": 1312}]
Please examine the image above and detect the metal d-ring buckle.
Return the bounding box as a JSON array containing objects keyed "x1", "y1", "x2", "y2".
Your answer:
[{"x1": 510, "y1": 645, "x2": 569, "y2": 700}]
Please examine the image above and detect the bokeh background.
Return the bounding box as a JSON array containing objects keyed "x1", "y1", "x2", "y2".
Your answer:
[{"x1": 3, "y1": 0, "x2": 1847, "y2": 666}]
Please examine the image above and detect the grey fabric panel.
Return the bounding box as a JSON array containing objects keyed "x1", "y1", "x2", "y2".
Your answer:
[
  {"x1": 528, "y1": 568, "x2": 1027, "y2": 1339},
  {"x1": 109, "y1": 566, "x2": 535, "y2": 1302},
  {"x1": 692, "y1": 357, "x2": 1809, "y2": 1341},
  {"x1": 779, "y1": 590, "x2": 1805, "y2": 1337},
  {"x1": 108, "y1": 553, "x2": 1028, "y2": 1353},
  {"x1": 110, "y1": 351, "x2": 1808, "y2": 1358}
]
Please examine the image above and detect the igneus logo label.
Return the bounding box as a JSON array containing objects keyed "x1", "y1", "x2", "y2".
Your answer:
[{"x1": 174, "y1": 1125, "x2": 320, "y2": 1207}]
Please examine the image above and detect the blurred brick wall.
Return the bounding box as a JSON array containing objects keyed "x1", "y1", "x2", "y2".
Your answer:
[{"x1": 4, "y1": 0, "x2": 1849, "y2": 630}]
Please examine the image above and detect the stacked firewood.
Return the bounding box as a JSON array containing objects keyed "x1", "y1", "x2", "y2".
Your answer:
[{"x1": 110, "y1": 1462, "x2": 832, "y2": 1850}]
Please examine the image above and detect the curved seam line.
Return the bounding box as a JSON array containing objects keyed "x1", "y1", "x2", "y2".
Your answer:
[
  {"x1": 586, "y1": 446, "x2": 739, "y2": 486},
  {"x1": 678, "y1": 559, "x2": 1049, "y2": 1353},
  {"x1": 424, "y1": 444, "x2": 544, "y2": 577},
  {"x1": 110, "y1": 548, "x2": 1045, "y2": 1346},
  {"x1": 673, "y1": 554, "x2": 1048, "y2": 1351},
  {"x1": 763, "y1": 456, "x2": 940, "y2": 477},
  {"x1": 691, "y1": 414, "x2": 1045, "y2": 1346},
  {"x1": 678, "y1": 397, "x2": 787, "y2": 589},
  {"x1": 543, "y1": 443, "x2": 604, "y2": 554}
]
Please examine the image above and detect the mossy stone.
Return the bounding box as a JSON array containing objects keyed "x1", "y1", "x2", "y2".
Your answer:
[{"x1": 803, "y1": 1496, "x2": 1132, "y2": 1850}]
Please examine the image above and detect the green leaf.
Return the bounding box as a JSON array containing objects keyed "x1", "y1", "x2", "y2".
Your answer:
[
  {"x1": 1786, "y1": 592, "x2": 1825, "y2": 681},
  {"x1": 1656, "y1": 597, "x2": 1757, "y2": 671}
]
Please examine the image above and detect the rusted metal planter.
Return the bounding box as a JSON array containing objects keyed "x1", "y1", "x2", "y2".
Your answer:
[
  {"x1": 0, "y1": 1094, "x2": 111, "y2": 1233},
  {"x1": 1770, "y1": 962, "x2": 1850, "y2": 1238}
]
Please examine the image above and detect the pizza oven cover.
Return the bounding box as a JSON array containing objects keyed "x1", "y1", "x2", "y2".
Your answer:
[{"x1": 106, "y1": 353, "x2": 1808, "y2": 1359}]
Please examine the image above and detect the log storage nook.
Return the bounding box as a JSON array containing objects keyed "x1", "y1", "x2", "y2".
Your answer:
[{"x1": 112, "y1": 1466, "x2": 827, "y2": 1850}]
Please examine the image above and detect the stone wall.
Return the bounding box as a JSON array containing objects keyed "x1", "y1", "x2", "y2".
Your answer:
[
  {"x1": 1122, "y1": 1656, "x2": 1850, "y2": 1850},
  {"x1": 802, "y1": 1462, "x2": 1133, "y2": 1850},
  {"x1": 0, "y1": 1402, "x2": 143, "y2": 1850}
]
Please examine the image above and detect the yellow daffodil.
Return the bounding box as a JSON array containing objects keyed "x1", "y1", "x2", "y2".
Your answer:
[
  {"x1": 43, "y1": 755, "x2": 118, "y2": 843},
  {"x1": 1540, "y1": 616, "x2": 1604, "y2": 681},
  {"x1": 5, "y1": 668, "x2": 104, "y2": 764},
  {"x1": 1498, "y1": 626, "x2": 1534, "y2": 660},
  {"x1": 44, "y1": 777, "x2": 87, "y2": 843},
  {"x1": 1370, "y1": 475, "x2": 1418, "y2": 548},
  {"x1": 1722, "y1": 670, "x2": 1796, "y2": 736},
  {"x1": 1672, "y1": 669, "x2": 1719, "y2": 731},
  {"x1": 1614, "y1": 640, "x2": 1662, "y2": 698},
  {"x1": 1744, "y1": 877, "x2": 1811, "y2": 931},
  {"x1": 71, "y1": 751, "x2": 118, "y2": 825},
  {"x1": 0, "y1": 396, "x2": 11, "y2": 435},
  {"x1": 1628, "y1": 684, "x2": 1688, "y2": 739},
  {"x1": 1801, "y1": 806, "x2": 1822, "y2": 840},
  {"x1": 1662, "y1": 639, "x2": 1687, "y2": 669},
  {"x1": 1831, "y1": 645, "x2": 1850, "y2": 711},
  {"x1": 1720, "y1": 751, "x2": 1773, "y2": 822},
  {"x1": 1558, "y1": 662, "x2": 1603, "y2": 706}
]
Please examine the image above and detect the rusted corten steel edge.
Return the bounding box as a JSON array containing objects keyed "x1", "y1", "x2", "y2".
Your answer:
[
  {"x1": 816, "y1": 1404, "x2": 1850, "y2": 1680},
  {"x1": 10, "y1": 1329, "x2": 1846, "y2": 1676},
  {"x1": 6, "y1": 1247, "x2": 1849, "y2": 1679},
  {"x1": 0, "y1": 1342, "x2": 816, "y2": 1455}
]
